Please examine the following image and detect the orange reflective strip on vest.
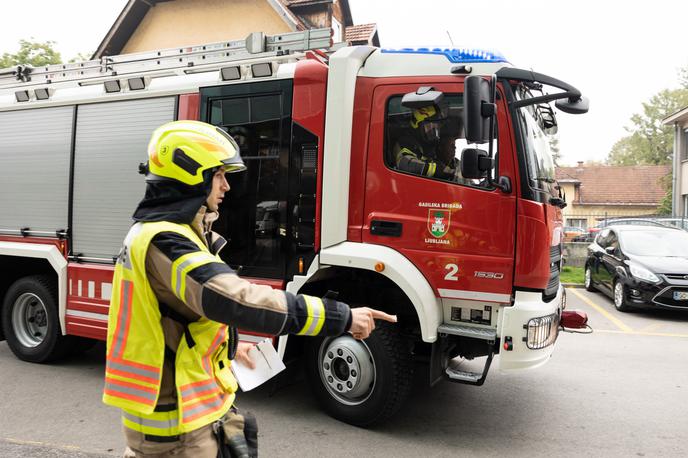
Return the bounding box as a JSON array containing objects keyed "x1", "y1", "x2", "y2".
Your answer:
[
  {"x1": 180, "y1": 378, "x2": 221, "y2": 400},
  {"x1": 104, "y1": 377, "x2": 158, "y2": 406},
  {"x1": 106, "y1": 357, "x2": 161, "y2": 385},
  {"x1": 202, "y1": 327, "x2": 226, "y2": 375},
  {"x1": 110, "y1": 280, "x2": 134, "y2": 359},
  {"x1": 182, "y1": 393, "x2": 228, "y2": 424}
]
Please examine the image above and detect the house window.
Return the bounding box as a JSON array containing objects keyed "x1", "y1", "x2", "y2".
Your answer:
[
  {"x1": 683, "y1": 129, "x2": 688, "y2": 160},
  {"x1": 567, "y1": 218, "x2": 587, "y2": 229},
  {"x1": 683, "y1": 195, "x2": 688, "y2": 217}
]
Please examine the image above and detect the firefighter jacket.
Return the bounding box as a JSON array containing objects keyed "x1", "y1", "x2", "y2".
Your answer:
[
  {"x1": 394, "y1": 134, "x2": 454, "y2": 179},
  {"x1": 103, "y1": 206, "x2": 352, "y2": 439}
]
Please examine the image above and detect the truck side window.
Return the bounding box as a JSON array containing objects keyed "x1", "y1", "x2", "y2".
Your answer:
[{"x1": 384, "y1": 93, "x2": 496, "y2": 189}]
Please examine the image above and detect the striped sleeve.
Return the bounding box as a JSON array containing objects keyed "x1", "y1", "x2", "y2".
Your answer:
[{"x1": 148, "y1": 232, "x2": 351, "y2": 336}]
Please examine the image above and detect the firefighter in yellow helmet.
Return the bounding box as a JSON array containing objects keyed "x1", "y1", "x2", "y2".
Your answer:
[
  {"x1": 104, "y1": 120, "x2": 396, "y2": 458},
  {"x1": 393, "y1": 103, "x2": 456, "y2": 180}
]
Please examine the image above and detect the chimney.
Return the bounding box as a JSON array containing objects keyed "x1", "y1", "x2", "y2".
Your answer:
[{"x1": 577, "y1": 161, "x2": 584, "y2": 167}]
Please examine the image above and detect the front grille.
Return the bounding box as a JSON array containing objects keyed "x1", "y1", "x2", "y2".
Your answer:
[
  {"x1": 652, "y1": 287, "x2": 688, "y2": 308},
  {"x1": 525, "y1": 312, "x2": 560, "y2": 349},
  {"x1": 664, "y1": 274, "x2": 688, "y2": 281}
]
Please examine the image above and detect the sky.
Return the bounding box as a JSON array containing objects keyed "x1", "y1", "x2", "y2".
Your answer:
[{"x1": 1, "y1": 0, "x2": 687, "y2": 167}]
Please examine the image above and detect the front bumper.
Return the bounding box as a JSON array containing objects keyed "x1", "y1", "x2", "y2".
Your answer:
[
  {"x1": 498, "y1": 285, "x2": 564, "y2": 372},
  {"x1": 622, "y1": 276, "x2": 688, "y2": 311}
]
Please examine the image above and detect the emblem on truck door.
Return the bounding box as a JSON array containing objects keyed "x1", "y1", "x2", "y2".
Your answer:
[{"x1": 427, "y1": 208, "x2": 450, "y2": 238}]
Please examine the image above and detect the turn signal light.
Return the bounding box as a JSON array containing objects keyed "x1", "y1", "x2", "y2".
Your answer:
[{"x1": 374, "y1": 262, "x2": 385, "y2": 272}]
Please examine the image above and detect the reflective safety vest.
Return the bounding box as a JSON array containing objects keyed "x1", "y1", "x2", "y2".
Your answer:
[{"x1": 103, "y1": 221, "x2": 237, "y2": 437}]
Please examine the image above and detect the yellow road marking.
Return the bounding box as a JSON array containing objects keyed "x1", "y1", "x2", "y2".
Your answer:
[
  {"x1": 595, "y1": 329, "x2": 688, "y2": 338},
  {"x1": 2, "y1": 438, "x2": 81, "y2": 451},
  {"x1": 568, "y1": 288, "x2": 633, "y2": 333},
  {"x1": 639, "y1": 322, "x2": 663, "y2": 333}
]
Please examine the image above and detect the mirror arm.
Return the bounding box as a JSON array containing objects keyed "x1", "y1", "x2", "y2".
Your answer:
[{"x1": 510, "y1": 91, "x2": 581, "y2": 109}]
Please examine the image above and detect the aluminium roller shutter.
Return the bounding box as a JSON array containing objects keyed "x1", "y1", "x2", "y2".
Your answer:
[
  {"x1": 0, "y1": 107, "x2": 73, "y2": 233},
  {"x1": 72, "y1": 97, "x2": 175, "y2": 259}
]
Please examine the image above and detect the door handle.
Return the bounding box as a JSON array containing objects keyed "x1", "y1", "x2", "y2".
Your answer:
[{"x1": 370, "y1": 220, "x2": 402, "y2": 237}]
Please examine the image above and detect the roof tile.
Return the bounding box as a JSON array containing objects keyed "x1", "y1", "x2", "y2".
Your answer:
[{"x1": 555, "y1": 165, "x2": 670, "y2": 205}]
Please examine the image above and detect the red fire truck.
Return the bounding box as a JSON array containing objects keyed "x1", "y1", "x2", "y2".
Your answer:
[{"x1": 0, "y1": 29, "x2": 588, "y2": 426}]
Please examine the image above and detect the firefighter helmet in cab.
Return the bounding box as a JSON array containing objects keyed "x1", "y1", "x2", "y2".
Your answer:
[
  {"x1": 410, "y1": 104, "x2": 447, "y2": 145},
  {"x1": 143, "y1": 120, "x2": 246, "y2": 185}
]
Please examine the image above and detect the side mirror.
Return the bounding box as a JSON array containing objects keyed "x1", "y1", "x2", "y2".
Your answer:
[
  {"x1": 460, "y1": 148, "x2": 493, "y2": 179},
  {"x1": 463, "y1": 75, "x2": 494, "y2": 143},
  {"x1": 555, "y1": 96, "x2": 590, "y2": 115},
  {"x1": 401, "y1": 86, "x2": 445, "y2": 111}
]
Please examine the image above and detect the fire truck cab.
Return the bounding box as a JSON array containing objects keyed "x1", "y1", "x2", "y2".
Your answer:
[{"x1": 0, "y1": 30, "x2": 588, "y2": 426}]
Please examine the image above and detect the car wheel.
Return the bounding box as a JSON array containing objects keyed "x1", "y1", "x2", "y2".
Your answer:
[
  {"x1": 613, "y1": 280, "x2": 631, "y2": 312},
  {"x1": 1, "y1": 275, "x2": 74, "y2": 363},
  {"x1": 304, "y1": 321, "x2": 413, "y2": 427},
  {"x1": 584, "y1": 266, "x2": 595, "y2": 292}
]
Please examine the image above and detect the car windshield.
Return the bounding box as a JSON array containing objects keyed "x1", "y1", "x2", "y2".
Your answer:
[{"x1": 620, "y1": 230, "x2": 688, "y2": 257}]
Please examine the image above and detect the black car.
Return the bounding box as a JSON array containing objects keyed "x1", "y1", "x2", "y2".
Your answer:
[{"x1": 584, "y1": 225, "x2": 688, "y2": 312}]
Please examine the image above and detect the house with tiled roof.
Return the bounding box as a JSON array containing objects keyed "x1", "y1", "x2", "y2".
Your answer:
[
  {"x1": 555, "y1": 162, "x2": 671, "y2": 229},
  {"x1": 93, "y1": 0, "x2": 379, "y2": 59}
]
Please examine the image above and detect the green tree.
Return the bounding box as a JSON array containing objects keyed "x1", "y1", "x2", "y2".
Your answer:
[
  {"x1": 0, "y1": 39, "x2": 62, "y2": 68},
  {"x1": 607, "y1": 87, "x2": 688, "y2": 166}
]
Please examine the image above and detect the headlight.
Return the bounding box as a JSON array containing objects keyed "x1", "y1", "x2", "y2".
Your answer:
[{"x1": 628, "y1": 264, "x2": 659, "y2": 283}]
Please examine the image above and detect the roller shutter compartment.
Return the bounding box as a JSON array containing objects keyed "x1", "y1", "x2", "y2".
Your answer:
[
  {"x1": 0, "y1": 107, "x2": 73, "y2": 233},
  {"x1": 72, "y1": 97, "x2": 175, "y2": 259}
]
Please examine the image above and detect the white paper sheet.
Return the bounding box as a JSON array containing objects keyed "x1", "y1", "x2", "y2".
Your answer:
[{"x1": 230, "y1": 338, "x2": 286, "y2": 392}]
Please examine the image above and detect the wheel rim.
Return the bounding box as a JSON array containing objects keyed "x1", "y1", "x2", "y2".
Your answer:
[
  {"x1": 585, "y1": 268, "x2": 591, "y2": 288},
  {"x1": 614, "y1": 282, "x2": 623, "y2": 308},
  {"x1": 11, "y1": 292, "x2": 48, "y2": 348},
  {"x1": 317, "y1": 336, "x2": 376, "y2": 406}
]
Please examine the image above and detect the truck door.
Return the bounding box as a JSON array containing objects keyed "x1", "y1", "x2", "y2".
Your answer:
[
  {"x1": 200, "y1": 80, "x2": 293, "y2": 280},
  {"x1": 363, "y1": 82, "x2": 517, "y2": 305}
]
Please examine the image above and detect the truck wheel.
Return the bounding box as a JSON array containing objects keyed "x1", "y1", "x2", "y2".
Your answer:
[
  {"x1": 304, "y1": 321, "x2": 413, "y2": 427},
  {"x1": 1, "y1": 275, "x2": 73, "y2": 363}
]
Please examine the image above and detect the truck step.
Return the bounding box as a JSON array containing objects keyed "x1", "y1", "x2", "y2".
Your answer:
[
  {"x1": 445, "y1": 367, "x2": 483, "y2": 383},
  {"x1": 438, "y1": 323, "x2": 497, "y2": 341}
]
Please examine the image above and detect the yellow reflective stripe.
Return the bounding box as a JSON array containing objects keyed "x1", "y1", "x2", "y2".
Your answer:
[
  {"x1": 122, "y1": 409, "x2": 180, "y2": 436},
  {"x1": 171, "y1": 251, "x2": 218, "y2": 300},
  {"x1": 297, "y1": 296, "x2": 326, "y2": 336},
  {"x1": 427, "y1": 162, "x2": 437, "y2": 177},
  {"x1": 397, "y1": 147, "x2": 416, "y2": 163}
]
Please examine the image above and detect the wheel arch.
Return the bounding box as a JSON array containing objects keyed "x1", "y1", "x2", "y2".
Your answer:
[
  {"x1": 0, "y1": 243, "x2": 67, "y2": 337},
  {"x1": 278, "y1": 242, "x2": 440, "y2": 359}
]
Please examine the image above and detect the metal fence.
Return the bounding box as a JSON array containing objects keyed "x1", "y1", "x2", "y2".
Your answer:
[{"x1": 562, "y1": 213, "x2": 688, "y2": 234}]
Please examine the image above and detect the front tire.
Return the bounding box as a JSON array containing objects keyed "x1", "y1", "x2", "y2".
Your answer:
[
  {"x1": 304, "y1": 321, "x2": 413, "y2": 427},
  {"x1": 613, "y1": 279, "x2": 632, "y2": 312},
  {"x1": 584, "y1": 265, "x2": 595, "y2": 292},
  {"x1": 1, "y1": 275, "x2": 73, "y2": 363}
]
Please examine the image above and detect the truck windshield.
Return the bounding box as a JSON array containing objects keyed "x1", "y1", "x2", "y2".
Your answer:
[{"x1": 515, "y1": 86, "x2": 556, "y2": 191}]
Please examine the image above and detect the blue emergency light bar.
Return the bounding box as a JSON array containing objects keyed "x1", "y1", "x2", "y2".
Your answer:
[{"x1": 381, "y1": 47, "x2": 509, "y2": 64}]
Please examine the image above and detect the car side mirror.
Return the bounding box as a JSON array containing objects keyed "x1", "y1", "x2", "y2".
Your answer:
[{"x1": 460, "y1": 148, "x2": 493, "y2": 179}]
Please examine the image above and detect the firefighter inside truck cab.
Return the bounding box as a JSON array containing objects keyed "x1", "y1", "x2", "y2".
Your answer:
[
  {"x1": 393, "y1": 101, "x2": 457, "y2": 180},
  {"x1": 103, "y1": 120, "x2": 396, "y2": 458}
]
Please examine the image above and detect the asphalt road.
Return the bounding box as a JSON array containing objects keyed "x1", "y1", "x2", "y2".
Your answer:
[{"x1": 0, "y1": 287, "x2": 687, "y2": 457}]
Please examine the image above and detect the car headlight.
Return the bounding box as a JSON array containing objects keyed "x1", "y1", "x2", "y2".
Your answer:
[{"x1": 628, "y1": 264, "x2": 659, "y2": 283}]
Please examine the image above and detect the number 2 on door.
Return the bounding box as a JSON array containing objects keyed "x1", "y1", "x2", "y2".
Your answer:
[{"x1": 444, "y1": 263, "x2": 459, "y2": 281}]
